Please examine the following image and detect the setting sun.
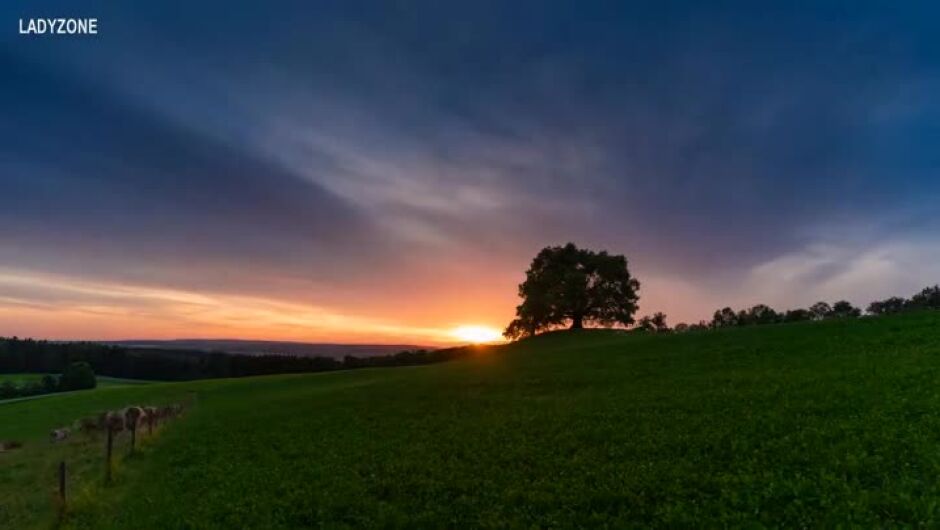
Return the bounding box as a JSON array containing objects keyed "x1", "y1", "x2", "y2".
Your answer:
[{"x1": 450, "y1": 325, "x2": 503, "y2": 344}]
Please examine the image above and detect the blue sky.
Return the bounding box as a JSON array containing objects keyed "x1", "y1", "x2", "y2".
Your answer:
[{"x1": 2, "y1": 1, "x2": 940, "y2": 342}]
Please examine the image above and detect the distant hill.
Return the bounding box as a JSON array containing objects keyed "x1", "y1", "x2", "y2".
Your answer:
[{"x1": 102, "y1": 339, "x2": 430, "y2": 359}]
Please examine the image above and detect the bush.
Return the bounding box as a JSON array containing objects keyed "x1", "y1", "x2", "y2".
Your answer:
[
  {"x1": 40, "y1": 374, "x2": 58, "y2": 392},
  {"x1": 0, "y1": 381, "x2": 16, "y2": 400},
  {"x1": 59, "y1": 362, "x2": 97, "y2": 391}
]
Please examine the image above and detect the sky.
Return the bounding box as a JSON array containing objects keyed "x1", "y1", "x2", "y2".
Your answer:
[{"x1": 2, "y1": 1, "x2": 940, "y2": 344}]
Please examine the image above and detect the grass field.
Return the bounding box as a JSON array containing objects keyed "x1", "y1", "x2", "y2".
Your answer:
[
  {"x1": 1, "y1": 374, "x2": 154, "y2": 388},
  {"x1": 3, "y1": 311, "x2": 940, "y2": 528},
  {"x1": 0, "y1": 374, "x2": 154, "y2": 407}
]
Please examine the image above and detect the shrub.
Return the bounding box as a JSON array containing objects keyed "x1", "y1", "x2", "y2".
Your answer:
[{"x1": 59, "y1": 362, "x2": 97, "y2": 391}]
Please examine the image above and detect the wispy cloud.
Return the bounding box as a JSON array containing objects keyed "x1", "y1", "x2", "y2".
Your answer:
[{"x1": 0, "y1": 269, "x2": 460, "y2": 344}]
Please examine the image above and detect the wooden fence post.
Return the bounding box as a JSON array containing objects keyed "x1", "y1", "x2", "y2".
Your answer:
[
  {"x1": 105, "y1": 427, "x2": 113, "y2": 483},
  {"x1": 58, "y1": 460, "x2": 67, "y2": 509},
  {"x1": 126, "y1": 407, "x2": 141, "y2": 454}
]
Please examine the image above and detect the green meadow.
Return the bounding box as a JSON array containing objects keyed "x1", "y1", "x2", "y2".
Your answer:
[
  {"x1": 3, "y1": 311, "x2": 940, "y2": 528},
  {"x1": 1, "y1": 374, "x2": 153, "y2": 389}
]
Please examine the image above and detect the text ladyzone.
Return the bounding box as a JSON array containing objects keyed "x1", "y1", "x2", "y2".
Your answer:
[{"x1": 19, "y1": 18, "x2": 98, "y2": 35}]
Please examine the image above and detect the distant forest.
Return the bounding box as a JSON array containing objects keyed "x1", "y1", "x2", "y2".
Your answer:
[
  {"x1": 0, "y1": 339, "x2": 473, "y2": 381},
  {"x1": 685, "y1": 284, "x2": 940, "y2": 332},
  {"x1": 617, "y1": 284, "x2": 940, "y2": 334}
]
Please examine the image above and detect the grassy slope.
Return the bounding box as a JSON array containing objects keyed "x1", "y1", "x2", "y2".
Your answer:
[{"x1": 4, "y1": 312, "x2": 940, "y2": 528}]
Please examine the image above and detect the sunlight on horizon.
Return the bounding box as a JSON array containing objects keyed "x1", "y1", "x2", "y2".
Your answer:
[{"x1": 450, "y1": 325, "x2": 503, "y2": 344}]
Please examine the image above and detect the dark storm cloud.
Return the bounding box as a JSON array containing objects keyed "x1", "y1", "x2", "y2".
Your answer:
[
  {"x1": 2, "y1": 0, "x2": 940, "y2": 327},
  {"x1": 0, "y1": 49, "x2": 388, "y2": 294}
]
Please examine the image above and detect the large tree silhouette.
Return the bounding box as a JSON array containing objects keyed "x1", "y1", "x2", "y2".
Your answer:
[{"x1": 504, "y1": 243, "x2": 640, "y2": 340}]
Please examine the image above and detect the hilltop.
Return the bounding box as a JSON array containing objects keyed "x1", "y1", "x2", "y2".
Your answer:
[{"x1": 3, "y1": 311, "x2": 940, "y2": 528}]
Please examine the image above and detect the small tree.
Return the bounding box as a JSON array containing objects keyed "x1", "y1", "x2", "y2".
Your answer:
[
  {"x1": 59, "y1": 362, "x2": 97, "y2": 391},
  {"x1": 504, "y1": 243, "x2": 640, "y2": 339},
  {"x1": 809, "y1": 301, "x2": 832, "y2": 320},
  {"x1": 637, "y1": 312, "x2": 668, "y2": 332},
  {"x1": 649, "y1": 312, "x2": 669, "y2": 332},
  {"x1": 711, "y1": 307, "x2": 738, "y2": 328},
  {"x1": 830, "y1": 300, "x2": 861, "y2": 318}
]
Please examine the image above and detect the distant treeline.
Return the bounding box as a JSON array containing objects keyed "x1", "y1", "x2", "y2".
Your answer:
[
  {"x1": 0, "y1": 340, "x2": 474, "y2": 382},
  {"x1": 653, "y1": 284, "x2": 940, "y2": 332}
]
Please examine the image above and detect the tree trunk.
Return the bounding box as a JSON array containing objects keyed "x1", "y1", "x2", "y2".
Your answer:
[{"x1": 570, "y1": 315, "x2": 584, "y2": 329}]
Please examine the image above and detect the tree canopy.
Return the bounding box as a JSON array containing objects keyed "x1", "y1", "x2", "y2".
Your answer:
[
  {"x1": 910, "y1": 285, "x2": 940, "y2": 309},
  {"x1": 830, "y1": 300, "x2": 862, "y2": 318},
  {"x1": 504, "y1": 243, "x2": 640, "y2": 339}
]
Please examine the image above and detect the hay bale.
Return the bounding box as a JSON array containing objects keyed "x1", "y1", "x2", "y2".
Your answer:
[
  {"x1": 145, "y1": 406, "x2": 158, "y2": 434},
  {"x1": 124, "y1": 406, "x2": 145, "y2": 451},
  {"x1": 124, "y1": 406, "x2": 144, "y2": 428},
  {"x1": 74, "y1": 416, "x2": 100, "y2": 435},
  {"x1": 105, "y1": 411, "x2": 125, "y2": 432}
]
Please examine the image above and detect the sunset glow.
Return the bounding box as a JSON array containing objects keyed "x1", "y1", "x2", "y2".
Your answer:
[
  {"x1": 4, "y1": 2, "x2": 940, "y2": 346},
  {"x1": 450, "y1": 325, "x2": 503, "y2": 344}
]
